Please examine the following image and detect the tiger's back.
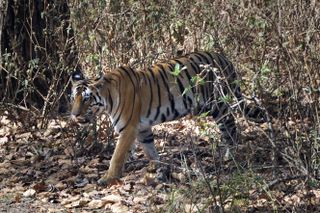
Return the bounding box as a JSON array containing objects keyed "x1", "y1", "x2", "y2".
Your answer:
[{"x1": 137, "y1": 51, "x2": 239, "y2": 128}]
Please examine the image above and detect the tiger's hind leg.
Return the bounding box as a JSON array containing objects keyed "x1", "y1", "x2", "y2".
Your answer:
[
  {"x1": 210, "y1": 102, "x2": 239, "y2": 160},
  {"x1": 216, "y1": 114, "x2": 238, "y2": 146},
  {"x1": 138, "y1": 128, "x2": 169, "y2": 181},
  {"x1": 137, "y1": 128, "x2": 159, "y2": 160}
]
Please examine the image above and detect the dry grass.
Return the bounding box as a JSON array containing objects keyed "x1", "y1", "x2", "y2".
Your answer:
[{"x1": 0, "y1": 0, "x2": 319, "y2": 212}]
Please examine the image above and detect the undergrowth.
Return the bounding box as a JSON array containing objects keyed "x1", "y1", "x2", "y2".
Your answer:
[{"x1": 1, "y1": 0, "x2": 319, "y2": 212}]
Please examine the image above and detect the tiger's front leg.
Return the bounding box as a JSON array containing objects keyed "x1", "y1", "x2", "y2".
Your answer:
[{"x1": 98, "y1": 127, "x2": 137, "y2": 186}]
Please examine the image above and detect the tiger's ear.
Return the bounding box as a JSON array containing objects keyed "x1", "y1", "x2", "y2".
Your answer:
[{"x1": 71, "y1": 70, "x2": 85, "y2": 83}]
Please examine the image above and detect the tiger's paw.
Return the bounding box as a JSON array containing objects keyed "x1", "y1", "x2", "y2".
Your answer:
[
  {"x1": 146, "y1": 161, "x2": 170, "y2": 183},
  {"x1": 155, "y1": 164, "x2": 170, "y2": 182},
  {"x1": 97, "y1": 176, "x2": 122, "y2": 187}
]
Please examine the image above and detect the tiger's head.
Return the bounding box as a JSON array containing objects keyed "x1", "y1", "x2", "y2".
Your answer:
[{"x1": 70, "y1": 71, "x2": 105, "y2": 125}]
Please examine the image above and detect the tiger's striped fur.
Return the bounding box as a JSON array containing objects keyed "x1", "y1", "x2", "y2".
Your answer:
[{"x1": 70, "y1": 51, "x2": 246, "y2": 185}]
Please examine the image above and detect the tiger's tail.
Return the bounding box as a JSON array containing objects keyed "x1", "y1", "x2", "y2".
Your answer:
[{"x1": 232, "y1": 86, "x2": 267, "y2": 123}]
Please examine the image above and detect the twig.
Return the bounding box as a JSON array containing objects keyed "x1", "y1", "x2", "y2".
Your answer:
[
  {"x1": 0, "y1": 102, "x2": 33, "y2": 113},
  {"x1": 262, "y1": 175, "x2": 307, "y2": 191}
]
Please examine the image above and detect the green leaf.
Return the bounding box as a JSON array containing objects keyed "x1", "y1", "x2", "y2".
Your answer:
[
  {"x1": 198, "y1": 111, "x2": 210, "y2": 118},
  {"x1": 191, "y1": 75, "x2": 205, "y2": 86},
  {"x1": 260, "y1": 62, "x2": 271, "y2": 75},
  {"x1": 182, "y1": 85, "x2": 192, "y2": 96},
  {"x1": 219, "y1": 95, "x2": 233, "y2": 104},
  {"x1": 170, "y1": 63, "x2": 181, "y2": 77}
]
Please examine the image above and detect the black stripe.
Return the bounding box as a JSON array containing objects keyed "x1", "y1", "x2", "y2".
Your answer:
[
  {"x1": 161, "y1": 114, "x2": 166, "y2": 122},
  {"x1": 144, "y1": 133, "x2": 154, "y2": 138},
  {"x1": 173, "y1": 111, "x2": 180, "y2": 120},
  {"x1": 189, "y1": 57, "x2": 204, "y2": 97},
  {"x1": 195, "y1": 52, "x2": 211, "y2": 64},
  {"x1": 107, "y1": 89, "x2": 113, "y2": 112},
  {"x1": 153, "y1": 79, "x2": 161, "y2": 121},
  {"x1": 214, "y1": 54, "x2": 228, "y2": 74},
  {"x1": 168, "y1": 63, "x2": 175, "y2": 72},
  {"x1": 174, "y1": 59, "x2": 184, "y2": 66},
  {"x1": 189, "y1": 56, "x2": 197, "y2": 64},
  {"x1": 148, "y1": 67, "x2": 156, "y2": 82},
  {"x1": 193, "y1": 54, "x2": 204, "y2": 63},
  {"x1": 128, "y1": 67, "x2": 139, "y2": 82},
  {"x1": 111, "y1": 69, "x2": 124, "y2": 118},
  {"x1": 93, "y1": 92, "x2": 101, "y2": 102},
  {"x1": 194, "y1": 62, "x2": 206, "y2": 104},
  {"x1": 206, "y1": 52, "x2": 215, "y2": 64},
  {"x1": 142, "y1": 137, "x2": 154, "y2": 144},
  {"x1": 166, "y1": 107, "x2": 170, "y2": 116},
  {"x1": 158, "y1": 65, "x2": 176, "y2": 115},
  {"x1": 176, "y1": 78, "x2": 188, "y2": 109},
  {"x1": 183, "y1": 66, "x2": 196, "y2": 94},
  {"x1": 173, "y1": 59, "x2": 190, "y2": 109},
  {"x1": 118, "y1": 67, "x2": 136, "y2": 133},
  {"x1": 112, "y1": 68, "x2": 129, "y2": 130},
  {"x1": 169, "y1": 62, "x2": 184, "y2": 79},
  {"x1": 139, "y1": 129, "x2": 149, "y2": 134},
  {"x1": 148, "y1": 67, "x2": 161, "y2": 121},
  {"x1": 175, "y1": 71, "x2": 187, "y2": 91},
  {"x1": 187, "y1": 97, "x2": 193, "y2": 107},
  {"x1": 158, "y1": 64, "x2": 167, "y2": 76},
  {"x1": 146, "y1": 73, "x2": 153, "y2": 118},
  {"x1": 216, "y1": 54, "x2": 227, "y2": 70},
  {"x1": 113, "y1": 98, "x2": 125, "y2": 129},
  {"x1": 121, "y1": 67, "x2": 136, "y2": 85},
  {"x1": 217, "y1": 54, "x2": 235, "y2": 80},
  {"x1": 206, "y1": 53, "x2": 215, "y2": 97},
  {"x1": 191, "y1": 54, "x2": 208, "y2": 104},
  {"x1": 190, "y1": 60, "x2": 200, "y2": 74}
]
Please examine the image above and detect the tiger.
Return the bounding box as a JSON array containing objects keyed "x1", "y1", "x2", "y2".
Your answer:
[{"x1": 70, "y1": 51, "x2": 263, "y2": 186}]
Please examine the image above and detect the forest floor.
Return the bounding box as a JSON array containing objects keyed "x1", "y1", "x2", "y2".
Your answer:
[{"x1": 0, "y1": 111, "x2": 319, "y2": 212}]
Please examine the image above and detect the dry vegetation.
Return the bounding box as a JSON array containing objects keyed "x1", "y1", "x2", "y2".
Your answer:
[{"x1": 0, "y1": 0, "x2": 319, "y2": 212}]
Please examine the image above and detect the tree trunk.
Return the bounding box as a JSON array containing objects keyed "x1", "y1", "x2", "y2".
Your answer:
[
  {"x1": 0, "y1": 0, "x2": 78, "y2": 114},
  {"x1": 0, "y1": 0, "x2": 7, "y2": 58}
]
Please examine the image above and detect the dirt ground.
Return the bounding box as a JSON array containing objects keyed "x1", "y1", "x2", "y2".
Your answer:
[{"x1": 0, "y1": 112, "x2": 319, "y2": 212}]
